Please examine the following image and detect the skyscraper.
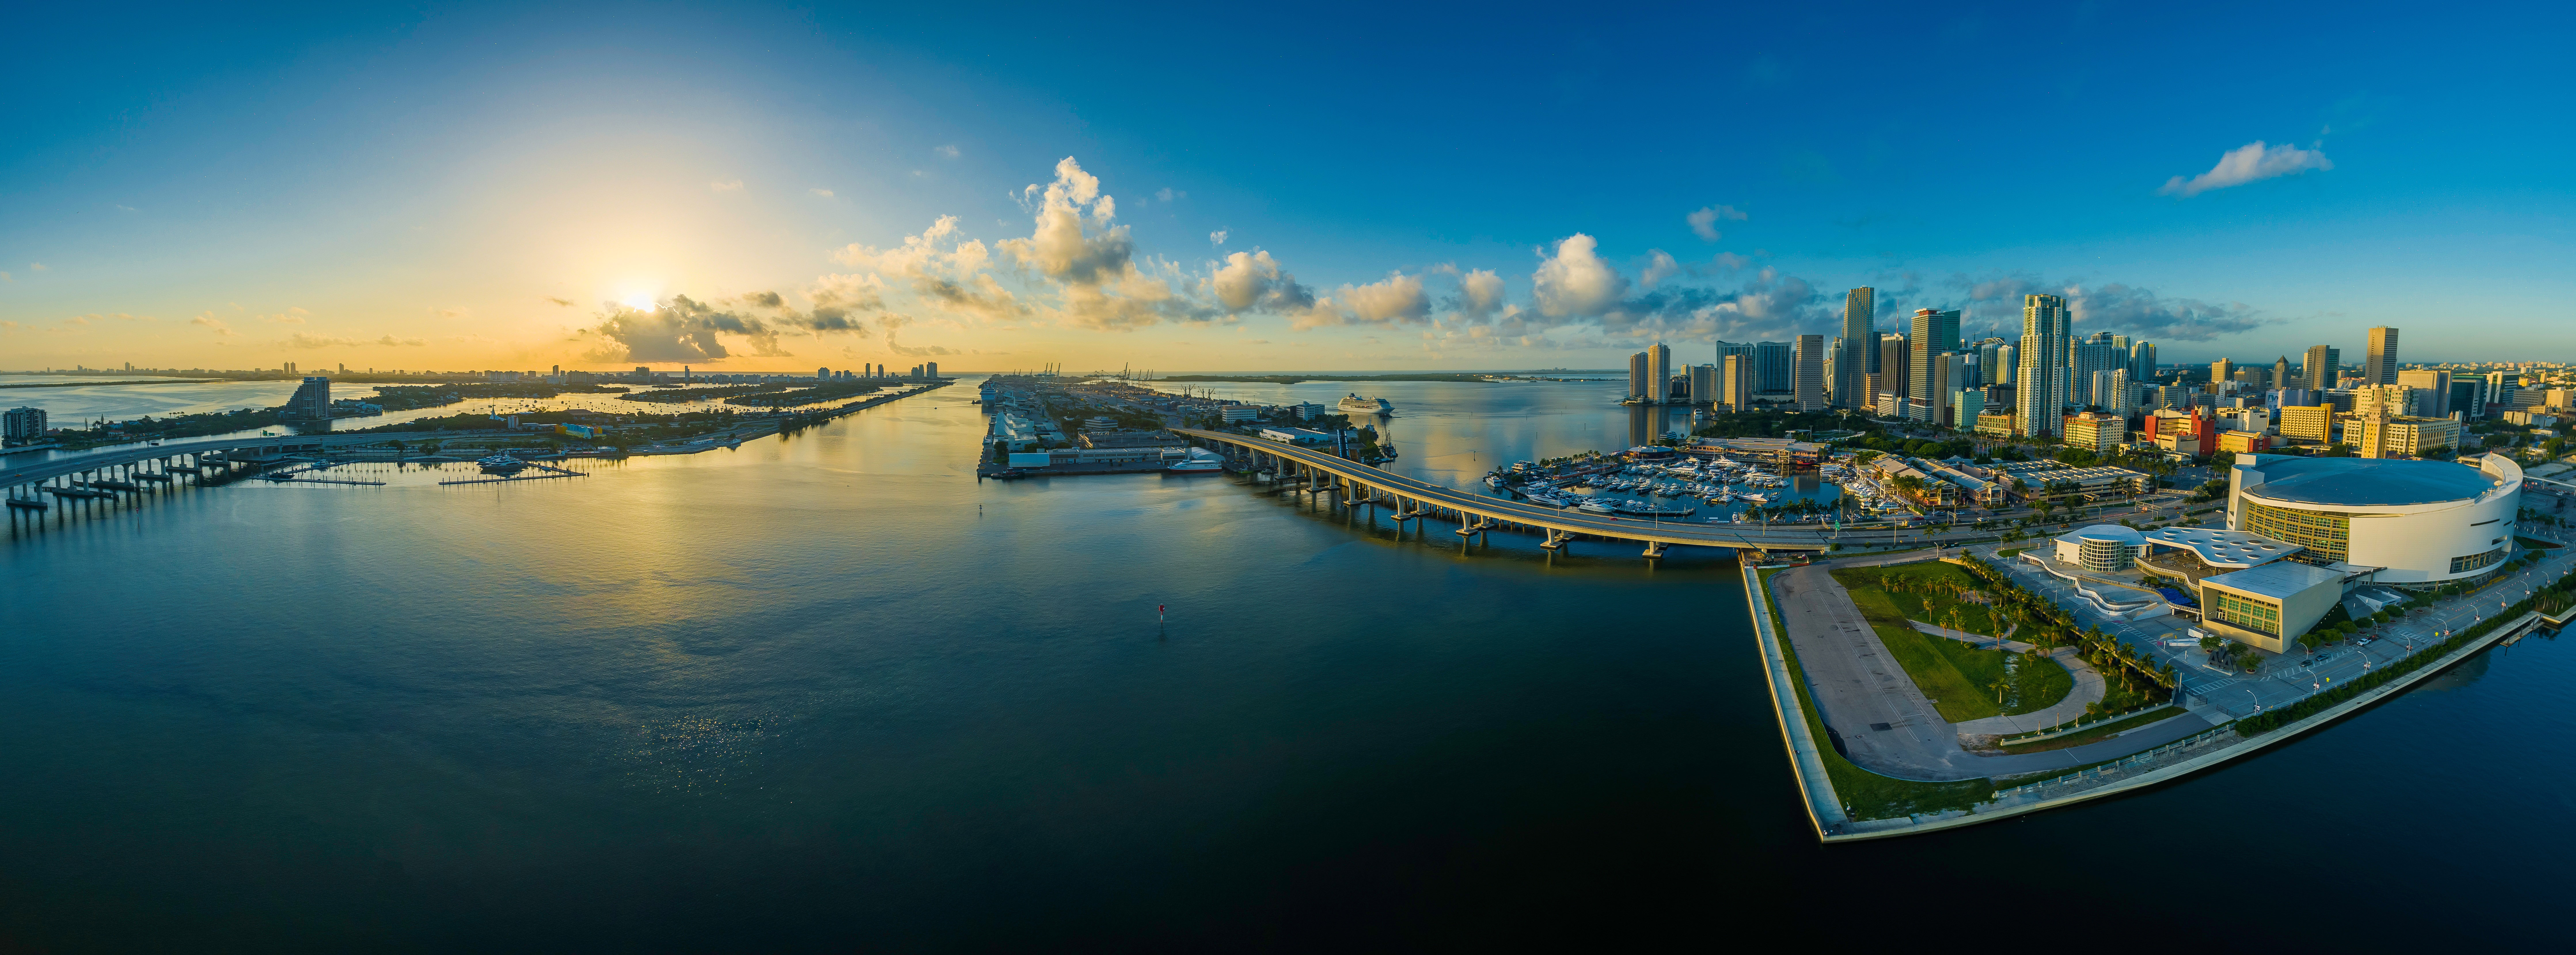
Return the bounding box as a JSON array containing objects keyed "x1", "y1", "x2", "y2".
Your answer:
[
  {"x1": 1688, "y1": 364, "x2": 1718, "y2": 406},
  {"x1": 2397, "y1": 369, "x2": 2452, "y2": 417},
  {"x1": 1715, "y1": 341, "x2": 1754, "y2": 380},
  {"x1": 2365, "y1": 327, "x2": 2400, "y2": 385},
  {"x1": 284, "y1": 376, "x2": 332, "y2": 420},
  {"x1": 2015, "y1": 294, "x2": 2070, "y2": 436},
  {"x1": 1824, "y1": 337, "x2": 1842, "y2": 405},
  {"x1": 1646, "y1": 342, "x2": 1672, "y2": 403},
  {"x1": 1754, "y1": 341, "x2": 1793, "y2": 394},
  {"x1": 2274, "y1": 356, "x2": 2292, "y2": 395},
  {"x1": 2075, "y1": 332, "x2": 2124, "y2": 407},
  {"x1": 1908, "y1": 309, "x2": 1960, "y2": 409},
  {"x1": 2129, "y1": 341, "x2": 2157, "y2": 382},
  {"x1": 1837, "y1": 287, "x2": 1874, "y2": 408},
  {"x1": 2, "y1": 406, "x2": 46, "y2": 444},
  {"x1": 1878, "y1": 333, "x2": 1910, "y2": 405},
  {"x1": 1793, "y1": 335, "x2": 1827, "y2": 411},
  {"x1": 1627, "y1": 351, "x2": 1652, "y2": 400},
  {"x1": 1721, "y1": 354, "x2": 1753, "y2": 411},
  {"x1": 2304, "y1": 345, "x2": 2341, "y2": 391},
  {"x1": 2210, "y1": 357, "x2": 2234, "y2": 390}
]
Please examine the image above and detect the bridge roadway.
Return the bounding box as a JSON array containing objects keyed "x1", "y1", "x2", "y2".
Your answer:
[
  {"x1": 1176, "y1": 428, "x2": 1892, "y2": 555},
  {"x1": 1, "y1": 430, "x2": 455, "y2": 493}
]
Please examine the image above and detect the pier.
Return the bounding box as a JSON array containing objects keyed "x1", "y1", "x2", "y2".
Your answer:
[{"x1": 1175, "y1": 428, "x2": 1847, "y2": 557}]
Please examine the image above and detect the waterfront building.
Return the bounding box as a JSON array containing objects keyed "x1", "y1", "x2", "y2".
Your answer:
[
  {"x1": 1793, "y1": 335, "x2": 1827, "y2": 411},
  {"x1": 1720, "y1": 356, "x2": 1753, "y2": 410},
  {"x1": 2, "y1": 406, "x2": 46, "y2": 444},
  {"x1": 2015, "y1": 293, "x2": 2071, "y2": 436},
  {"x1": 2063, "y1": 411, "x2": 2127, "y2": 453},
  {"x1": 2199, "y1": 561, "x2": 2350, "y2": 654},
  {"x1": 1755, "y1": 341, "x2": 1793, "y2": 394},
  {"x1": 1837, "y1": 287, "x2": 1874, "y2": 408},
  {"x1": 284, "y1": 377, "x2": 332, "y2": 420},
  {"x1": 2364, "y1": 327, "x2": 2400, "y2": 385},
  {"x1": 2226, "y1": 452, "x2": 2522, "y2": 584},
  {"x1": 1218, "y1": 406, "x2": 1261, "y2": 423},
  {"x1": 1647, "y1": 343, "x2": 1672, "y2": 403},
  {"x1": 926, "y1": 362, "x2": 940, "y2": 378},
  {"x1": 1688, "y1": 363, "x2": 1718, "y2": 406},
  {"x1": 1715, "y1": 341, "x2": 1753, "y2": 388},
  {"x1": 1628, "y1": 350, "x2": 1652, "y2": 401}
]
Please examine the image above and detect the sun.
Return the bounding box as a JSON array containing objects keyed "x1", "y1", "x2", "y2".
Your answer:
[{"x1": 621, "y1": 294, "x2": 657, "y2": 311}]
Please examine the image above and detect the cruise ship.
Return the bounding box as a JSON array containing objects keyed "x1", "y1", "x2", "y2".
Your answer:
[{"x1": 1337, "y1": 393, "x2": 1394, "y2": 416}]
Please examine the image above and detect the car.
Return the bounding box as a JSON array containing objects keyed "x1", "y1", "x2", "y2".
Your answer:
[{"x1": 2300, "y1": 658, "x2": 2314, "y2": 667}]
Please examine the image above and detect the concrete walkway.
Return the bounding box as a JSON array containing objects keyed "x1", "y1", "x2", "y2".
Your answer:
[
  {"x1": 1771, "y1": 557, "x2": 2211, "y2": 779},
  {"x1": 1907, "y1": 621, "x2": 2109, "y2": 735}
]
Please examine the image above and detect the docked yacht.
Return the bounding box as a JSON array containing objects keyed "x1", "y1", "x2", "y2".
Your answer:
[
  {"x1": 1338, "y1": 393, "x2": 1395, "y2": 416},
  {"x1": 1167, "y1": 449, "x2": 1226, "y2": 473},
  {"x1": 477, "y1": 454, "x2": 529, "y2": 474},
  {"x1": 1575, "y1": 499, "x2": 1618, "y2": 515}
]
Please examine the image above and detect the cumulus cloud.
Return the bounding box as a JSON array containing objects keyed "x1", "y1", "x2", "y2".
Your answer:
[
  {"x1": 1687, "y1": 204, "x2": 1747, "y2": 241},
  {"x1": 191, "y1": 313, "x2": 234, "y2": 335},
  {"x1": 1532, "y1": 234, "x2": 1630, "y2": 318},
  {"x1": 1641, "y1": 250, "x2": 1682, "y2": 289},
  {"x1": 2159, "y1": 141, "x2": 2332, "y2": 197},
  {"x1": 1950, "y1": 273, "x2": 2269, "y2": 341},
  {"x1": 1456, "y1": 269, "x2": 1506, "y2": 320},
  {"x1": 1211, "y1": 250, "x2": 1315, "y2": 314},
  {"x1": 264, "y1": 307, "x2": 308, "y2": 324},
  {"x1": 1210, "y1": 230, "x2": 1227, "y2": 246},
  {"x1": 998, "y1": 158, "x2": 1133, "y2": 286},
  {"x1": 711, "y1": 179, "x2": 744, "y2": 192},
  {"x1": 1337, "y1": 272, "x2": 1433, "y2": 324}
]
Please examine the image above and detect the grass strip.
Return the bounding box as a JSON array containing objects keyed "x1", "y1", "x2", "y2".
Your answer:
[
  {"x1": 1830, "y1": 566, "x2": 2071, "y2": 720},
  {"x1": 1999, "y1": 705, "x2": 2187, "y2": 752},
  {"x1": 1759, "y1": 567, "x2": 1992, "y2": 820}
]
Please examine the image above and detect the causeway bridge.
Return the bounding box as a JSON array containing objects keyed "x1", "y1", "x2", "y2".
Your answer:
[
  {"x1": 1175, "y1": 428, "x2": 1862, "y2": 557},
  {"x1": 2, "y1": 431, "x2": 454, "y2": 507}
]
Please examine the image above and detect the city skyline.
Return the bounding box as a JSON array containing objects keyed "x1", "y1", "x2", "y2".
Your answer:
[{"x1": 5, "y1": 3, "x2": 2573, "y2": 373}]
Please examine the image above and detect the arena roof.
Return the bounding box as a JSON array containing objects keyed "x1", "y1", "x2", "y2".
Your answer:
[
  {"x1": 2237, "y1": 455, "x2": 2503, "y2": 508},
  {"x1": 2142, "y1": 527, "x2": 2300, "y2": 569}
]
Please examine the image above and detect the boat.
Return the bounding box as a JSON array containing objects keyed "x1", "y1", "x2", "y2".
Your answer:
[
  {"x1": 1167, "y1": 449, "x2": 1225, "y2": 473},
  {"x1": 1337, "y1": 394, "x2": 1394, "y2": 416},
  {"x1": 1575, "y1": 499, "x2": 1618, "y2": 515},
  {"x1": 1485, "y1": 475, "x2": 1507, "y2": 489},
  {"x1": 476, "y1": 454, "x2": 530, "y2": 474}
]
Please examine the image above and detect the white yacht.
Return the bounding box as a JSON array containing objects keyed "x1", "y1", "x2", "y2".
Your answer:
[{"x1": 1167, "y1": 449, "x2": 1225, "y2": 473}]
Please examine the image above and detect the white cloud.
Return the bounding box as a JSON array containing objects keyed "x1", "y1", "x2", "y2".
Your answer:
[
  {"x1": 998, "y1": 157, "x2": 1134, "y2": 287},
  {"x1": 1155, "y1": 187, "x2": 1184, "y2": 202},
  {"x1": 191, "y1": 313, "x2": 234, "y2": 335},
  {"x1": 1531, "y1": 233, "x2": 1629, "y2": 318},
  {"x1": 810, "y1": 187, "x2": 835, "y2": 198},
  {"x1": 1209, "y1": 230, "x2": 1227, "y2": 246},
  {"x1": 1686, "y1": 205, "x2": 1747, "y2": 241},
  {"x1": 934, "y1": 144, "x2": 960, "y2": 159},
  {"x1": 1457, "y1": 269, "x2": 1506, "y2": 320},
  {"x1": 1641, "y1": 249, "x2": 1681, "y2": 288},
  {"x1": 1210, "y1": 250, "x2": 1313, "y2": 314},
  {"x1": 1336, "y1": 272, "x2": 1431, "y2": 324},
  {"x1": 710, "y1": 179, "x2": 744, "y2": 192},
  {"x1": 2159, "y1": 141, "x2": 2332, "y2": 197}
]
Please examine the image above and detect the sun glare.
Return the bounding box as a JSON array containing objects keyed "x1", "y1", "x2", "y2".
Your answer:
[{"x1": 621, "y1": 294, "x2": 657, "y2": 311}]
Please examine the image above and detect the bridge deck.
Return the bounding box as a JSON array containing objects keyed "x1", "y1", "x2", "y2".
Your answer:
[
  {"x1": 0, "y1": 431, "x2": 455, "y2": 488},
  {"x1": 1173, "y1": 428, "x2": 1839, "y2": 551}
]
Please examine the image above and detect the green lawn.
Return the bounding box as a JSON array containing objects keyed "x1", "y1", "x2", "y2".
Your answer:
[
  {"x1": 1999, "y1": 705, "x2": 2187, "y2": 752},
  {"x1": 1831, "y1": 565, "x2": 2072, "y2": 722},
  {"x1": 1760, "y1": 569, "x2": 1992, "y2": 820}
]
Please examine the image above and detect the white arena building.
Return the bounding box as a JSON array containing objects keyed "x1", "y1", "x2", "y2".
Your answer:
[{"x1": 2226, "y1": 453, "x2": 2524, "y2": 586}]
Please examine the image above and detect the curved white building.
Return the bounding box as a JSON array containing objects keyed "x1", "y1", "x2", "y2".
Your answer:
[{"x1": 2226, "y1": 453, "x2": 2523, "y2": 586}]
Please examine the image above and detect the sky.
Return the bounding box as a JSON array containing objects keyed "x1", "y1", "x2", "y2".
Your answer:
[{"x1": 4, "y1": 1, "x2": 2572, "y2": 373}]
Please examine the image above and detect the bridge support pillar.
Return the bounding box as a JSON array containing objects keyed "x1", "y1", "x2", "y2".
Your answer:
[
  {"x1": 1539, "y1": 529, "x2": 1567, "y2": 550},
  {"x1": 1643, "y1": 540, "x2": 1666, "y2": 559}
]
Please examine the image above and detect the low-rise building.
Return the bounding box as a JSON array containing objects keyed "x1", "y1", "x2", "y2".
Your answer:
[
  {"x1": 1259, "y1": 427, "x2": 1333, "y2": 444},
  {"x1": 1974, "y1": 412, "x2": 2016, "y2": 438},
  {"x1": 2063, "y1": 411, "x2": 2127, "y2": 453},
  {"x1": 2198, "y1": 561, "x2": 2350, "y2": 654},
  {"x1": 2053, "y1": 524, "x2": 2148, "y2": 572},
  {"x1": 2216, "y1": 431, "x2": 2271, "y2": 454},
  {"x1": 1218, "y1": 406, "x2": 1261, "y2": 423},
  {"x1": 2276, "y1": 404, "x2": 2332, "y2": 443}
]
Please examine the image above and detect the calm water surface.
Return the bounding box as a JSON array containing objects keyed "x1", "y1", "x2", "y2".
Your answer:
[{"x1": 2, "y1": 377, "x2": 2568, "y2": 949}]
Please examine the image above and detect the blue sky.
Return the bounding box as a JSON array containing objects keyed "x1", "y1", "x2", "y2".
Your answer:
[{"x1": 4, "y1": 1, "x2": 2570, "y2": 371}]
